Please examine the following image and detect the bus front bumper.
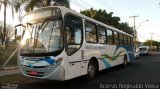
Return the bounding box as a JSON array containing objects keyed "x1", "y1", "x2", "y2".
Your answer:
[{"x1": 20, "y1": 65, "x2": 65, "y2": 81}]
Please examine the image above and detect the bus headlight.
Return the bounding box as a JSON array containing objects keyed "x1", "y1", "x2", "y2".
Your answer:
[
  {"x1": 45, "y1": 63, "x2": 57, "y2": 70},
  {"x1": 45, "y1": 65, "x2": 51, "y2": 70},
  {"x1": 20, "y1": 59, "x2": 24, "y2": 64},
  {"x1": 19, "y1": 57, "x2": 25, "y2": 64},
  {"x1": 51, "y1": 63, "x2": 58, "y2": 68}
]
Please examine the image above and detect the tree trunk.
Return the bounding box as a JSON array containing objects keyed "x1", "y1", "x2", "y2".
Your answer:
[
  {"x1": 1, "y1": 39, "x2": 4, "y2": 47},
  {"x1": 3, "y1": 1, "x2": 7, "y2": 49}
]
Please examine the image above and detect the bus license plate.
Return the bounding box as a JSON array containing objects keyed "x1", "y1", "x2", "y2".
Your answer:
[{"x1": 29, "y1": 70, "x2": 38, "y2": 75}]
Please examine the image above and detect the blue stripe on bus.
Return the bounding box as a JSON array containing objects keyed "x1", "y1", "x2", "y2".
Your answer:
[
  {"x1": 44, "y1": 57, "x2": 56, "y2": 64},
  {"x1": 116, "y1": 46, "x2": 134, "y2": 61},
  {"x1": 101, "y1": 58, "x2": 111, "y2": 68}
]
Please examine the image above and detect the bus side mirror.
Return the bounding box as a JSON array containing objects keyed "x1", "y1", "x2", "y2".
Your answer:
[
  {"x1": 15, "y1": 24, "x2": 26, "y2": 41},
  {"x1": 15, "y1": 29, "x2": 21, "y2": 41}
]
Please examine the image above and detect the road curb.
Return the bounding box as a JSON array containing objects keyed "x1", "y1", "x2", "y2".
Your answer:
[
  {"x1": 2, "y1": 66, "x2": 19, "y2": 70},
  {"x1": 0, "y1": 66, "x2": 19, "y2": 71},
  {"x1": 0, "y1": 68, "x2": 20, "y2": 77},
  {"x1": 0, "y1": 66, "x2": 20, "y2": 77}
]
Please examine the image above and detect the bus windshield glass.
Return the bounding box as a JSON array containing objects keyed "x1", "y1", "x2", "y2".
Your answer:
[
  {"x1": 20, "y1": 8, "x2": 63, "y2": 56},
  {"x1": 20, "y1": 19, "x2": 63, "y2": 56}
]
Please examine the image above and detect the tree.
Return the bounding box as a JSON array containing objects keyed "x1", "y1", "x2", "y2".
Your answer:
[
  {"x1": 17, "y1": 0, "x2": 70, "y2": 12},
  {"x1": 143, "y1": 40, "x2": 160, "y2": 51},
  {"x1": 143, "y1": 40, "x2": 159, "y2": 47},
  {"x1": 12, "y1": 0, "x2": 70, "y2": 22},
  {"x1": 81, "y1": 8, "x2": 120, "y2": 27},
  {"x1": 0, "y1": 22, "x2": 15, "y2": 46},
  {"x1": 81, "y1": 8, "x2": 133, "y2": 35},
  {"x1": 52, "y1": 0, "x2": 70, "y2": 8},
  {"x1": 119, "y1": 22, "x2": 133, "y2": 35},
  {"x1": 0, "y1": 0, "x2": 19, "y2": 49}
]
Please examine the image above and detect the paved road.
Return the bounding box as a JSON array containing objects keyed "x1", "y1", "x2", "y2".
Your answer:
[{"x1": 16, "y1": 53, "x2": 160, "y2": 89}]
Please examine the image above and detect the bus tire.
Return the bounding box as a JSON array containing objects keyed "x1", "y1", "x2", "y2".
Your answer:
[
  {"x1": 86, "y1": 60, "x2": 97, "y2": 80},
  {"x1": 123, "y1": 55, "x2": 128, "y2": 67}
]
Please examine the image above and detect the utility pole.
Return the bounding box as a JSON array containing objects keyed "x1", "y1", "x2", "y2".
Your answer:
[
  {"x1": 157, "y1": 36, "x2": 160, "y2": 51},
  {"x1": 150, "y1": 33, "x2": 154, "y2": 51},
  {"x1": 129, "y1": 15, "x2": 139, "y2": 49}
]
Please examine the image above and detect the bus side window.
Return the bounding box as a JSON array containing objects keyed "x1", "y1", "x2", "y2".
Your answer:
[
  {"x1": 131, "y1": 37, "x2": 133, "y2": 46},
  {"x1": 126, "y1": 36, "x2": 128, "y2": 45},
  {"x1": 128, "y1": 37, "x2": 131, "y2": 46},
  {"x1": 114, "y1": 31, "x2": 119, "y2": 45},
  {"x1": 107, "y1": 29, "x2": 113, "y2": 45},
  {"x1": 124, "y1": 35, "x2": 128, "y2": 45},
  {"x1": 97, "y1": 25, "x2": 106, "y2": 44},
  {"x1": 85, "y1": 21, "x2": 97, "y2": 43},
  {"x1": 119, "y1": 33, "x2": 124, "y2": 45}
]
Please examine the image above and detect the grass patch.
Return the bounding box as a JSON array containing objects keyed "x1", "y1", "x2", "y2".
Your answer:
[
  {"x1": 0, "y1": 45, "x2": 18, "y2": 67},
  {"x1": 6, "y1": 52, "x2": 18, "y2": 67},
  {"x1": 0, "y1": 74, "x2": 31, "y2": 83}
]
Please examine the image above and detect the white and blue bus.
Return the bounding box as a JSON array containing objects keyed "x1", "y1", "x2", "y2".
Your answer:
[{"x1": 15, "y1": 6, "x2": 134, "y2": 81}]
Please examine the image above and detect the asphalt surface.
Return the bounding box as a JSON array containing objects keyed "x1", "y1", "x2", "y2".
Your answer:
[{"x1": 7, "y1": 53, "x2": 160, "y2": 89}]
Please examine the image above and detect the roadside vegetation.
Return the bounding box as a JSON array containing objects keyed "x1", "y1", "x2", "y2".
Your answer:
[{"x1": 0, "y1": 45, "x2": 18, "y2": 67}]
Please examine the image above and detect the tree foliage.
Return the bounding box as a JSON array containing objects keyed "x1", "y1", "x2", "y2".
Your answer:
[
  {"x1": 143, "y1": 40, "x2": 160, "y2": 47},
  {"x1": 13, "y1": 0, "x2": 70, "y2": 12},
  {"x1": 0, "y1": 0, "x2": 17, "y2": 18},
  {"x1": 80, "y1": 8, "x2": 133, "y2": 35}
]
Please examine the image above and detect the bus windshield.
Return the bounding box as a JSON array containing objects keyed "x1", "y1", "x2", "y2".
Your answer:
[{"x1": 20, "y1": 19, "x2": 63, "y2": 56}]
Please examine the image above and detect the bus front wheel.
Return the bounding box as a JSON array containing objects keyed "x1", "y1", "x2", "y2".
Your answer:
[{"x1": 86, "y1": 60, "x2": 96, "y2": 80}]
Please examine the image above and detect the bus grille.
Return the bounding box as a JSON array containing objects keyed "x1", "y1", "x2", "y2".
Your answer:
[
  {"x1": 21, "y1": 65, "x2": 54, "y2": 77},
  {"x1": 26, "y1": 70, "x2": 44, "y2": 77}
]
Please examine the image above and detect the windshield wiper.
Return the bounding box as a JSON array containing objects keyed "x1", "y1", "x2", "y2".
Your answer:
[
  {"x1": 30, "y1": 18, "x2": 54, "y2": 53},
  {"x1": 32, "y1": 19, "x2": 50, "y2": 53},
  {"x1": 39, "y1": 18, "x2": 53, "y2": 33},
  {"x1": 26, "y1": 22, "x2": 34, "y2": 40}
]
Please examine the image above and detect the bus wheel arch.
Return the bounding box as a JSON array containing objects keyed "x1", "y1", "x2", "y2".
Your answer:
[{"x1": 86, "y1": 57, "x2": 99, "y2": 80}]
